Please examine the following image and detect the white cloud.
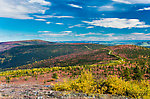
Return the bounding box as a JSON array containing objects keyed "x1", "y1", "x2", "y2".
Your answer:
[
  {"x1": 131, "y1": 33, "x2": 145, "y2": 35},
  {"x1": 112, "y1": 0, "x2": 131, "y2": 4},
  {"x1": 75, "y1": 32, "x2": 101, "y2": 37},
  {"x1": 46, "y1": 22, "x2": 51, "y2": 24},
  {"x1": 75, "y1": 34, "x2": 88, "y2": 37},
  {"x1": 0, "y1": 0, "x2": 51, "y2": 19},
  {"x1": 69, "y1": 24, "x2": 84, "y2": 28},
  {"x1": 86, "y1": 26, "x2": 94, "y2": 29},
  {"x1": 35, "y1": 15, "x2": 74, "y2": 18},
  {"x1": 122, "y1": 33, "x2": 150, "y2": 40},
  {"x1": 82, "y1": 18, "x2": 150, "y2": 29},
  {"x1": 68, "y1": 4, "x2": 82, "y2": 9},
  {"x1": 53, "y1": 16, "x2": 74, "y2": 18},
  {"x1": 62, "y1": 31, "x2": 72, "y2": 33},
  {"x1": 112, "y1": 0, "x2": 150, "y2": 4},
  {"x1": 104, "y1": 33, "x2": 115, "y2": 36},
  {"x1": 39, "y1": 31, "x2": 72, "y2": 34},
  {"x1": 82, "y1": 36, "x2": 116, "y2": 41},
  {"x1": 82, "y1": 37, "x2": 106, "y2": 41},
  {"x1": 112, "y1": 33, "x2": 150, "y2": 40},
  {"x1": 145, "y1": 33, "x2": 150, "y2": 35},
  {"x1": 87, "y1": 6, "x2": 97, "y2": 8},
  {"x1": 29, "y1": 0, "x2": 51, "y2": 5},
  {"x1": 98, "y1": 5, "x2": 115, "y2": 11},
  {"x1": 88, "y1": 5, "x2": 116, "y2": 11},
  {"x1": 34, "y1": 19, "x2": 46, "y2": 21},
  {"x1": 38, "y1": 31, "x2": 51, "y2": 33},
  {"x1": 39, "y1": 31, "x2": 71, "y2": 37},
  {"x1": 82, "y1": 33, "x2": 150, "y2": 41},
  {"x1": 138, "y1": 7, "x2": 150, "y2": 11},
  {"x1": 41, "y1": 33, "x2": 69, "y2": 36},
  {"x1": 56, "y1": 23, "x2": 64, "y2": 25}
]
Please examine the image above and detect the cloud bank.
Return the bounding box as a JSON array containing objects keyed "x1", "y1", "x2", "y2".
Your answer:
[
  {"x1": 83, "y1": 18, "x2": 150, "y2": 29},
  {"x1": 138, "y1": 7, "x2": 150, "y2": 11},
  {"x1": 35, "y1": 15, "x2": 74, "y2": 18},
  {"x1": 112, "y1": 0, "x2": 150, "y2": 4},
  {"x1": 0, "y1": 0, "x2": 51, "y2": 19},
  {"x1": 68, "y1": 4, "x2": 82, "y2": 9},
  {"x1": 39, "y1": 31, "x2": 72, "y2": 37}
]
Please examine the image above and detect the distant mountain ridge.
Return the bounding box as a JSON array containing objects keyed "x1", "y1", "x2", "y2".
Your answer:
[
  {"x1": 0, "y1": 40, "x2": 54, "y2": 52},
  {"x1": 0, "y1": 40, "x2": 54, "y2": 45},
  {"x1": 136, "y1": 41, "x2": 150, "y2": 48},
  {"x1": 58, "y1": 40, "x2": 150, "y2": 47}
]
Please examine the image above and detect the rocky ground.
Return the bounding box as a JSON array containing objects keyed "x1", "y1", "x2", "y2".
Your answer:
[{"x1": 0, "y1": 84, "x2": 129, "y2": 99}]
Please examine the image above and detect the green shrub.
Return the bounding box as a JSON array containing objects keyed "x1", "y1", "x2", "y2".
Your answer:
[
  {"x1": 5, "y1": 76, "x2": 11, "y2": 83},
  {"x1": 24, "y1": 77, "x2": 28, "y2": 81},
  {"x1": 52, "y1": 73, "x2": 58, "y2": 79}
]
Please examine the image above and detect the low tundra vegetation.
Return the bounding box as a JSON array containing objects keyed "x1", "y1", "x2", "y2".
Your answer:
[{"x1": 52, "y1": 70, "x2": 150, "y2": 98}]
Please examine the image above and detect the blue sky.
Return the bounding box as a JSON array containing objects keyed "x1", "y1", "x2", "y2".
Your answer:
[{"x1": 0, "y1": 0, "x2": 150, "y2": 42}]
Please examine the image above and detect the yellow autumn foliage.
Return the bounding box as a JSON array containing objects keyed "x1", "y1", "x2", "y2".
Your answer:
[{"x1": 53, "y1": 71, "x2": 150, "y2": 98}]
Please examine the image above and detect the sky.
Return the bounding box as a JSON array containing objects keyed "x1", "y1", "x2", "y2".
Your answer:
[{"x1": 0, "y1": 0, "x2": 150, "y2": 42}]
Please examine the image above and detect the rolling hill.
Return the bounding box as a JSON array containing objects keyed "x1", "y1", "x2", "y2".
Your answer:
[
  {"x1": 0, "y1": 40, "x2": 54, "y2": 52},
  {"x1": 107, "y1": 45, "x2": 150, "y2": 64},
  {"x1": 0, "y1": 43, "x2": 106, "y2": 68},
  {"x1": 18, "y1": 47, "x2": 118, "y2": 69}
]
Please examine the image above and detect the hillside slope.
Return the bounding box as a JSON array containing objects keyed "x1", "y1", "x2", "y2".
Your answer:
[
  {"x1": 107, "y1": 45, "x2": 150, "y2": 65},
  {"x1": 0, "y1": 44, "x2": 106, "y2": 68},
  {"x1": 18, "y1": 48, "x2": 118, "y2": 69}
]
